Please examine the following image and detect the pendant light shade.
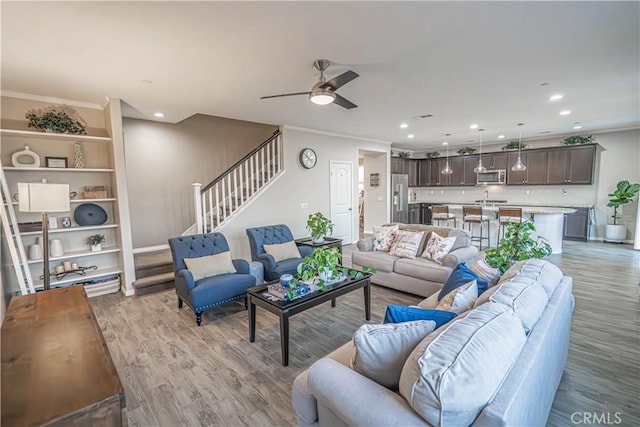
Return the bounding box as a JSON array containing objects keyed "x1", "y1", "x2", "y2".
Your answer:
[
  {"x1": 511, "y1": 123, "x2": 527, "y2": 172},
  {"x1": 441, "y1": 141, "x2": 453, "y2": 175},
  {"x1": 474, "y1": 128, "x2": 487, "y2": 174}
]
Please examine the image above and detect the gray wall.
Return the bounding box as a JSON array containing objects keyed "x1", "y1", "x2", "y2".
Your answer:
[
  {"x1": 216, "y1": 127, "x2": 390, "y2": 260},
  {"x1": 123, "y1": 115, "x2": 278, "y2": 248}
]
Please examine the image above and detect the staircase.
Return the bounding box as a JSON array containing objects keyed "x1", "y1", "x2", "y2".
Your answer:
[
  {"x1": 186, "y1": 130, "x2": 284, "y2": 235},
  {"x1": 132, "y1": 130, "x2": 284, "y2": 295}
]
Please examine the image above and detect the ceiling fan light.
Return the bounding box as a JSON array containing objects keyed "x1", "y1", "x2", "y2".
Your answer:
[{"x1": 309, "y1": 89, "x2": 336, "y2": 105}]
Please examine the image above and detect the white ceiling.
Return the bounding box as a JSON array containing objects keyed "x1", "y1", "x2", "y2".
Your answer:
[{"x1": 2, "y1": 1, "x2": 638, "y2": 150}]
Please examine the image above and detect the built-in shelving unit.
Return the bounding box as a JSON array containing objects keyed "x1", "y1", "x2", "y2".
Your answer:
[{"x1": 0, "y1": 96, "x2": 135, "y2": 296}]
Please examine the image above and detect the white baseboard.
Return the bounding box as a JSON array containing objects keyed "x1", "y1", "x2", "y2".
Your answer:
[
  {"x1": 133, "y1": 244, "x2": 170, "y2": 254},
  {"x1": 588, "y1": 236, "x2": 634, "y2": 244}
]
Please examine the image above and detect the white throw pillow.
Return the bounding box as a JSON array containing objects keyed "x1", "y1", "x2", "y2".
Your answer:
[
  {"x1": 263, "y1": 241, "x2": 301, "y2": 263},
  {"x1": 184, "y1": 251, "x2": 237, "y2": 281},
  {"x1": 389, "y1": 230, "x2": 424, "y2": 259},
  {"x1": 351, "y1": 320, "x2": 436, "y2": 390},
  {"x1": 421, "y1": 231, "x2": 457, "y2": 264},
  {"x1": 435, "y1": 280, "x2": 478, "y2": 314},
  {"x1": 399, "y1": 303, "x2": 527, "y2": 427},
  {"x1": 372, "y1": 224, "x2": 399, "y2": 252}
]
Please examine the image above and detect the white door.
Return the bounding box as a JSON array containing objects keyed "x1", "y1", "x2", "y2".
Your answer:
[{"x1": 330, "y1": 161, "x2": 354, "y2": 243}]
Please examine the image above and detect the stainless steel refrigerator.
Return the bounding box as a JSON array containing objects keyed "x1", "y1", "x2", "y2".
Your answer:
[{"x1": 391, "y1": 174, "x2": 409, "y2": 223}]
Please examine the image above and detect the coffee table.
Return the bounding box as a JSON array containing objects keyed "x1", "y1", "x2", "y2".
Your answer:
[{"x1": 247, "y1": 272, "x2": 371, "y2": 366}]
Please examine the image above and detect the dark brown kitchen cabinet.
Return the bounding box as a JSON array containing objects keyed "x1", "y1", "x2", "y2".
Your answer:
[
  {"x1": 547, "y1": 145, "x2": 596, "y2": 185},
  {"x1": 390, "y1": 157, "x2": 407, "y2": 174},
  {"x1": 448, "y1": 157, "x2": 465, "y2": 186},
  {"x1": 525, "y1": 150, "x2": 548, "y2": 185},
  {"x1": 507, "y1": 152, "x2": 527, "y2": 185},
  {"x1": 418, "y1": 160, "x2": 431, "y2": 186},
  {"x1": 421, "y1": 203, "x2": 432, "y2": 224},
  {"x1": 463, "y1": 156, "x2": 479, "y2": 185},
  {"x1": 430, "y1": 159, "x2": 445, "y2": 186},
  {"x1": 486, "y1": 152, "x2": 508, "y2": 170},
  {"x1": 408, "y1": 203, "x2": 421, "y2": 224},
  {"x1": 563, "y1": 207, "x2": 590, "y2": 241},
  {"x1": 407, "y1": 160, "x2": 419, "y2": 187}
]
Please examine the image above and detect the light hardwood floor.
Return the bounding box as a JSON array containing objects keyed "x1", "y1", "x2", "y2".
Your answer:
[{"x1": 90, "y1": 241, "x2": 639, "y2": 426}]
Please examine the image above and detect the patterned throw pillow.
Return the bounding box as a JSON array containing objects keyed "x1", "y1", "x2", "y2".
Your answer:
[
  {"x1": 373, "y1": 225, "x2": 399, "y2": 252},
  {"x1": 435, "y1": 280, "x2": 478, "y2": 314},
  {"x1": 468, "y1": 257, "x2": 501, "y2": 287},
  {"x1": 421, "y1": 231, "x2": 457, "y2": 264},
  {"x1": 389, "y1": 230, "x2": 424, "y2": 259}
]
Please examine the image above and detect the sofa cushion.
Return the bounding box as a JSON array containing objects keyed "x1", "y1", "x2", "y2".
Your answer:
[
  {"x1": 399, "y1": 303, "x2": 526, "y2": 426},
  {"x1": 421, "y1": 231, "x2": 456, "y2": 264},
  {"x1": 393, "y1": 257, "x2": 452, "y2": 283},
  {"x1": 372, "y1": 224, "x2": 399, "y2": 252},
  {"x1": 184, "y1": 251, "x2": 237, "y2": 281},
  {"x1": 389, "y1": 230, "x2": 424, "y2": 259},
  {"x1": 263, "y1": 241, "x2": 301, "y2": 263},
  {"x1": 439, "y1": 263, "x2": 489, "y2": 300},
  {"x1": 417, "y1": 292, "x2": 440, "y2": 309},
  {"x1": 472, "y1": 282, "x2": 503, "y2": 309},
  {"x1": 468, "y1": 256, "x2": 501, "y2": 287},
  {"x1": 383, "y1": 305, "x2": 457, "y2": 329},
  {"x1": 352, "y1": 320, "x2": 436, "y2": 390},
  {"x1": 490, "y1": 275, "x2": 549, "y2": 333},
  {"x1": 499, "y1": 259, "x2": 564, "y2": 297},
  {"x1": 391, "y1": 224, "x2": 471, "y2": 255},
  {"x1": 435, "y1": 280, "x2": 478, "y2": 314},
  {"x1": 352, "y1": 250, "x2": 399, "y2": 273},
  {"x1": 446, "y1": 228, "x2": 472, "y2": 252}
]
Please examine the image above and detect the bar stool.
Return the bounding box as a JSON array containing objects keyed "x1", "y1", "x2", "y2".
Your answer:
[
  {"x1": 498, "y1": 207, "x2": 523, "y2": 241},
  {"x1": 462, "y1": 206, "x2": 491, "y2": 250},
  {"x1": 431, "y1": 205, "x2": 457, "y2": 228}
]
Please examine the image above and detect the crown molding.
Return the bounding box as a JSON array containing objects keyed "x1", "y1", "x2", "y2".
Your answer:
[
  {"x1": 283, "y1": 125, "x2": 391, "y2": 145},
  {"x1": 1, "y1": 91, "x2": 105, "y2": 110}
]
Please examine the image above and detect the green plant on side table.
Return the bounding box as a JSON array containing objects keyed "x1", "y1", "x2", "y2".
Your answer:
[
  {"x1": 605, "y1": 180, "x2": 640, "y2": 243},
  {"x1": 86, "y1": 234, "x2": 106, "y2": 252},
  {"x1": 485, "y1": 221, "x2": 552, "y2": 274},
  {"x1": 296, "y1": 247, "x2": 376, "y2": 291},
  {"x1": 306, "y1": 211, "x2": 334, "y2": 243}
]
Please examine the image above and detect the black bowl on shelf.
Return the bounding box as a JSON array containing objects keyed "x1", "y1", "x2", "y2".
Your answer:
[{"x1": 74, "y1": 203, "x2": 108, "y2": 226}]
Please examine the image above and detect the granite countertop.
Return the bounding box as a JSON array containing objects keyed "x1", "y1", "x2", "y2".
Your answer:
[{"x1": 445, "y1": 204, "x2": 577, "y2": 214}]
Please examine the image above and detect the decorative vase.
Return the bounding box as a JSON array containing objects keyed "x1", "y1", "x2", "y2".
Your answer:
[
  {"x1": 604, "y1": 224, "x2": 626, "y2": 243},
  {"x1": 28, "y1": 243, "x2": 43, "y2": 260},
  {"x1": 11, "y1": 146, "x2": 40, "y2": 168},
  {"x1": 90, "y1": 243, "x2": 102, "y2": 252},
  {"x1": 312, "y1": 235, "x2": 325, "y2": 244},
  {"x1": 50, "y1": 239, "x2": 64, "y2": 257},
  {"x1": 74, "y1": 143, "x2": 85, "y2": 168}
]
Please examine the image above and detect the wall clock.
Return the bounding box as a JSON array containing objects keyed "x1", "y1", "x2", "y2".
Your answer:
[{"x1": 299, "y1": 148, "x2": 317, "y2": 169}]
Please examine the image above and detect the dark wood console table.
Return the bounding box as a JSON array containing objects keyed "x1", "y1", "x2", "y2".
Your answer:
[{"x1": 1, "y1": 285, "x2": 125, "y2": 426}]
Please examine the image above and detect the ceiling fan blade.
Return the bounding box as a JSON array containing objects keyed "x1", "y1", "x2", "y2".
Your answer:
[
  {"x1": 260, "y1": 92, "x2": 310, "y2": 99},
  {"x1": 320, "y1": 70, "x2": 359, "y2": 90},
  {"x1": 333, "y1": 94, "x2": 358, "y2": 109}
]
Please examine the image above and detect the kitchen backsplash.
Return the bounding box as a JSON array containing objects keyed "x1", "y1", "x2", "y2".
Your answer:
[{"x1": 411, "y1": 184, "x2": 596, "y2": 207}]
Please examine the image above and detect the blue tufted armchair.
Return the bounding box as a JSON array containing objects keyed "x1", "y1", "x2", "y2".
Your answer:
[
  {"x1": 168, "y1": 233, "x2": 256, "y2": 326},
  {"x1": 246, "y1": 224, "x2": 312, "y2": 281}
]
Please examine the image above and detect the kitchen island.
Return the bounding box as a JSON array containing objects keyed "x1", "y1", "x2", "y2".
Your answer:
[{"x1": 445, "y1": 204, "x2": 576, "y2": 254}]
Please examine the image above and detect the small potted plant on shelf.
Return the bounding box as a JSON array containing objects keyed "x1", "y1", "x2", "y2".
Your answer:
[
  {"x1": 25, "y1": 105, "x2": 87, "y2": 134},
  {"x1": 605, "y1": 180, "x2": 640, "y2": 243},
  {"x1": 86, "y1": 234, "x2": 106, "y2": 252},
  {"x1": 502, "y1": 140, "x2": 528, "y2": 151},
  {"x1": 485, "y1": 221, "x2": 552, "y2": 274},
  {"x1": 425, "y1": 151, "x2": 440, "y2": 159},
  {"x1": 456, "y1": 147, "x2": 476, "y2": 156},
  {"x1": 561, "y1": 135, "x2": 594, "y2": 145},
  {"x1": 398, "y1": 151, "x2": 412, "y2": 158},
  {"x1": 306, "y1": 212, "x2": 334, "y2": 243}
]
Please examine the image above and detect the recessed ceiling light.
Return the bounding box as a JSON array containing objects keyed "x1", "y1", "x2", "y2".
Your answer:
[
  {"x1": 498, "y1": 135, "x2": 505, "y2": 139},
  {"x1": 470, "y1": 124, "x2": 479, "y2": 129},
  {"x1": 560, "y1": 110, "x2": 571, "y2": 116},
  {"x1": 549, "y1": 94, "x2": 563, "y2": 101},
  {"x1": 154, "y1": 112, "x2": 165, "y2": 118},
  {"x1": 442, "y1": 142, "x2": 449, "y2": 146},
  {"x1": 573, "y1": 125, "x2": 582, "y2": 130},
  {"x1": 407, "y1": 134, "x2": 415, "y2": 139},
  {"x1": 400, "y1": 123, "x2": 408, "y2": 129}
]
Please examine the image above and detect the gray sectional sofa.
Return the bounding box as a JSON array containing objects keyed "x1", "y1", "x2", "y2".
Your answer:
[
  {"x1": 292, "y1": 259, "x2": 575, "y2": 426},
  {"x1": 351, "y1": 224, "x2": 478, "y2": 297}
]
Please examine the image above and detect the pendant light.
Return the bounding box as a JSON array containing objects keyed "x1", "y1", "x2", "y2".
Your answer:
[
  {"x1": 511, "y1": 123, "x2": 527, "y2": 172},
  {"x1": 441, "y1": 141, "x2": 453, "y2": 175},
  {"x1": 474, "y1": 128, "x2": 487, "y2": 173}
]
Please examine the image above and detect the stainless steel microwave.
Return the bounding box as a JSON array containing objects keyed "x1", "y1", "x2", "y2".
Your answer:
[{"x1": 477, "y1": 169, "x2": 506, "y2": 185}]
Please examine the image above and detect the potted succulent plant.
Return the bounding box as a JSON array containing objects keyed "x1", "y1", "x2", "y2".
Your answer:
[
  {"x1": 485, "y1": 221, "x2": 552, "y2": 274},
  {"x1": 86, "y1": 234, "x2": 106, "y2": 252},
  {"x1": 306, "y1": 212, "x2": 334, "y2": 243},
  {"x1": 605, "y1": 180, "x2": 640, "y2": 243}
]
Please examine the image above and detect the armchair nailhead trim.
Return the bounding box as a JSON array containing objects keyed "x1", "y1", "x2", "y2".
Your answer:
[{"x1": 194, "y1": 293, "x2": 247, "y2": 311}]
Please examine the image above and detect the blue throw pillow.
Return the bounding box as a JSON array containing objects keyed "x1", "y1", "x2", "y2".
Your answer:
[
  {"x1": 439, "y1": 263, "x2": 489, "y2": 300},
  {"x1": 383, "y1": 305, "x2": 457, "y2": 329}
]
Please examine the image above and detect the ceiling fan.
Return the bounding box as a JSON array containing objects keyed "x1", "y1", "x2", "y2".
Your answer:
[{"x1": 260, "y1": 59, "x2": 359, "y2": 109}]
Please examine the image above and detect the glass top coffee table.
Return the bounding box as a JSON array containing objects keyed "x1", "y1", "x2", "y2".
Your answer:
[{"x1": 247, "y1": 271, "x2": 371, "y2": 366}]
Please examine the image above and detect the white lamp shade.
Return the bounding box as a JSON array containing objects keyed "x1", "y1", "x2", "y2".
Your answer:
[{"x1": 18, "y1": 183, "x2": 70, "y2": 213}]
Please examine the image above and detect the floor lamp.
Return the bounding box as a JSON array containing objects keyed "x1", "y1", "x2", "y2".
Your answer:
[{"x1": 18, "y1": 181, "x2": 70, "y2": 291}]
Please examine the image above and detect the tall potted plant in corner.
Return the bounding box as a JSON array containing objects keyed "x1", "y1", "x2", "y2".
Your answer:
[
  {"x1": 605, "y1": 180, "x2": 640, "y2": 243},
  {"x1": 306, "y1": 212, "x2": 334, "y2": 243}
]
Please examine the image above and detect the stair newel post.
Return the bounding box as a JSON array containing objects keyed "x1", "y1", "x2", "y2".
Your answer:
[{"x1": 193, "y1": 182, "x2": 203, "y2": 234}]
